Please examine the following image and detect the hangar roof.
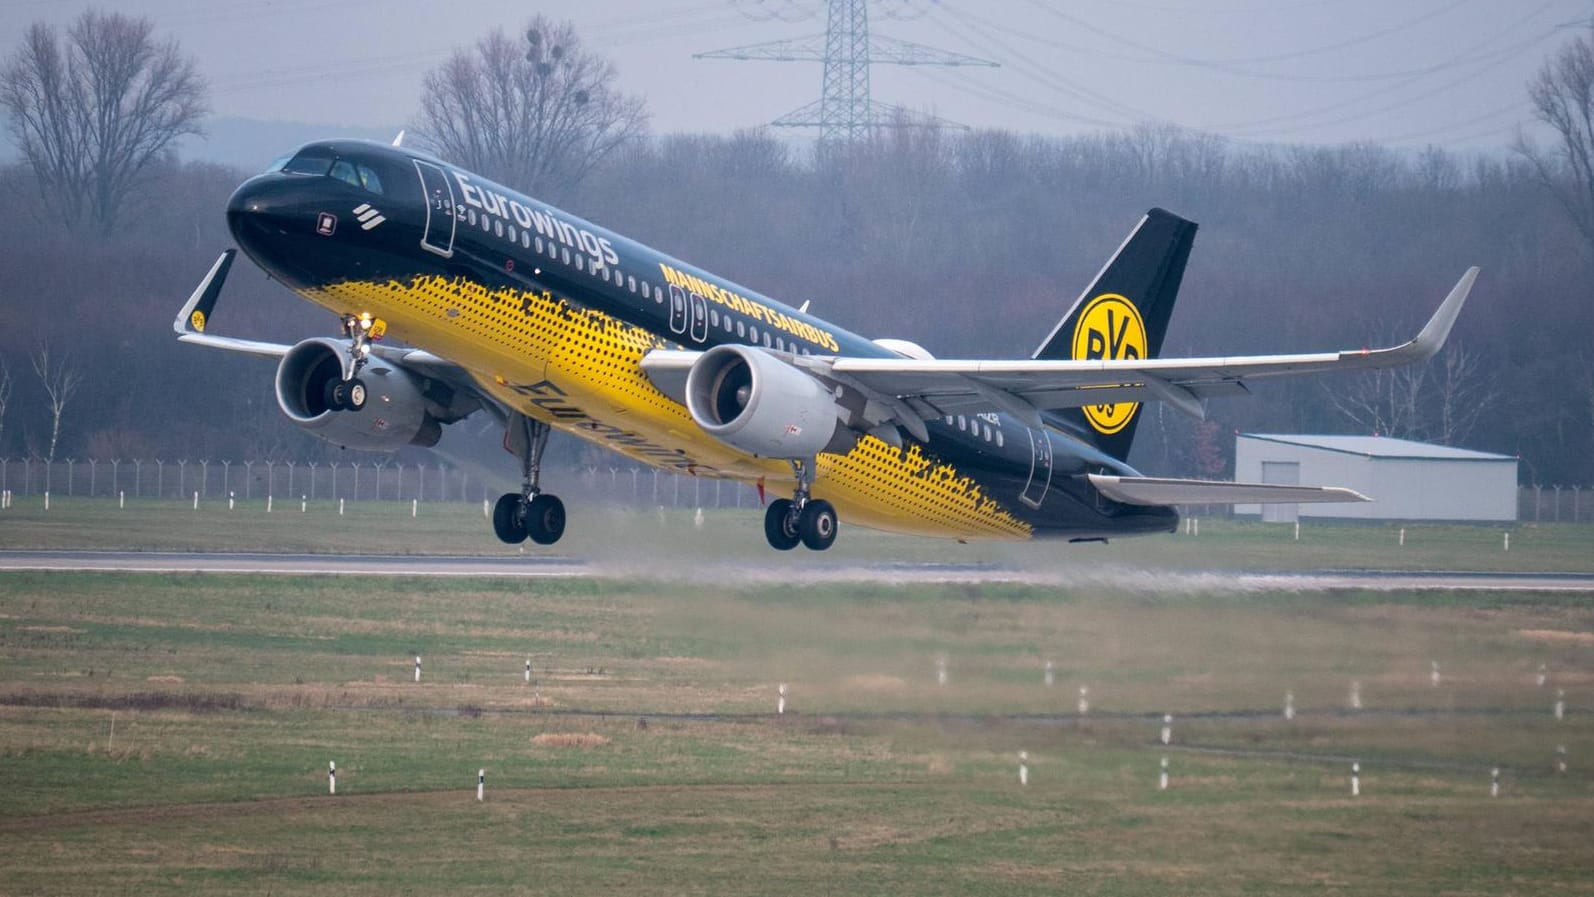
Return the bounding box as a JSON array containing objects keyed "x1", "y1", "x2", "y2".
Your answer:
[{"x1": 1239, "y1": 434, "x2": 1515, "y2": 462}]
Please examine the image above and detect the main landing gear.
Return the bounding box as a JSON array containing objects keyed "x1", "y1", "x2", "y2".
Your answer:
[
  {"x1": 324, "y1": 313, "x2": 381, "y2": 411},
  {"x1": 763, "y1": 458, "x2": 838, "y2": 552},
  {"x1": 493, "y1": 415, "x2": 566, "y2": 546}
]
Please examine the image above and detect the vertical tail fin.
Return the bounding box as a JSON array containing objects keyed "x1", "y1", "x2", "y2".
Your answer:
[{"x1": 1032, "y1": 208, "x2": 1197, "y2": 462}]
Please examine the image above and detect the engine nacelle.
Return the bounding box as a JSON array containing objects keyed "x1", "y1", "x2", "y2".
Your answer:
[
  {"x1": 275, "y1": 338, "x2": 441, "y2": 451},
  {"x1": 685, "y1": 345, "x2": 842, "y2": 458}
]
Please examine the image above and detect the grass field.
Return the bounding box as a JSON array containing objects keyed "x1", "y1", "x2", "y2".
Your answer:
[
  {"x1": 1, "y1": 514, "x2": 1593, "y2": 897},
  {"x1": 2, "y1": 496, "x2": 1591, "y2": 572}
]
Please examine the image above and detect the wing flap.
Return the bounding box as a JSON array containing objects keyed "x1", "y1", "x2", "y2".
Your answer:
[{"x1": 1088, "y1": 474, "x2": 1370, "y2": 506}]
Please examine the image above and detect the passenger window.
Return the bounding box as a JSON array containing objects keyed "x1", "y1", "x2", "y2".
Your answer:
[
  {"x1": 628, "y1": 275, "x2": 637, "y2": 292},
  {"x1": 957, "y1": 416, "x2": 967, "y2": 431},
  {"x1": 575, "y1": 254, "x2": 584, "y2": 271},
  {"x1": 709, "y1": 309, "x2": 719, "y2": 326},
  {"x1": 736, "y1": 321, "x2": 746, "y2": 338},
  {"x1": 984, "y1": 425, "x2": 993, "y2": 441},
  {"x1": 996, "y1": 430, "x2": 1005, "y2": 448},
  {"x1": 467, "y1": 208, "x2": 478, "y2": 226},
  {"x1": 494, "y1": 220, "x2": 504, "y2": 238},
  {"x1": 534, "y1": 237, "x2": 544, "y2": 253},
  {"x1": 357, "y1": 164, "x2": 383, "y2": 194},
  {"x1": 521, "y1": 232, "x2": 531, "y2": 249},
  {"x1": 561, "y1": 248, "x2": 571, "y2": 264},
  {"x1": 329, "y1": 160, "x2": 361, "y2": 188}
]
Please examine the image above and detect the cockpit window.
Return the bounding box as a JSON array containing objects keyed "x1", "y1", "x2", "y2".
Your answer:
[
  {"x1": 330, "y1": 160, "x2": 361, "y2": 188},
  {"x1": 265, "y1": 155, "x2": 291, "y2": 173},
  {"x1": 283, "y1": 149, "x2": 384, "y2": 194},
  {"x1": 356, "y1": 164, "x2": 383, "y2": 195},
  {"x1": 281, "y1": 149, "x2": 334, "y2": 176}
]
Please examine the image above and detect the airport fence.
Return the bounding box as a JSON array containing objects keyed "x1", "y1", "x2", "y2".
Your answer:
[
  {"x1": 0, "y1": 457, "x2": 1588, "y2": 521},
  {"x1": 0, "y1": 457, "x2": 764, "y2": 510}
]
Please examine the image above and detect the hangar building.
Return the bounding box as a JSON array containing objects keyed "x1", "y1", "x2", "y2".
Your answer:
[{"x1": 1233, "y1": 434, "x2": 1518, "y2": 523}]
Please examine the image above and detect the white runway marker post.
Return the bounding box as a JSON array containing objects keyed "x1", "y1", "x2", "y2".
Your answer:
[
  {"x1": 936, "y1": 656, "x2": 948, "y2": 687},
  {"x1": 193, "y1": 491, "x2": 199, "y2": 510},
  {"x1": 1557, "y1": 745, "x2": 1568, "y2": 774},
  {"x1": 118, "y1": 490, "x2": 124, "y2": 509},
  {"x1": 43, "y1": 491, "x2": 49, "y2": 511},
  {"x1": 1491, "y1": 766, "x2": 1500, "y2": 798},
  {"x1": 1504, "y1": 532, "x2": 1510, "y2": 552},
  {"x1": 1161, "y1": 713, "x2": 1172, "y2": 746},
  {"x1": 1538, "y1": 663, "x2": 1548, "y2": 687},
  {"x1": 1018, "y1": 751, "x2": 1029, "y2": 787},
  {"x1": 411, "y1": 498, "x2": 417, "y2": 518},
  {"x1": 1044, "y1": 660, "x2": 1054, "y2": 687},
  {"x1": 1350, "y1": 680, "x2": 1363, "y2": 710},
  {"x1": 477, "y1": 768, "x2": 484, "y2": 802},
  {"x1": 525, "y1": 658, "x2": 532, "y2": 684},
  {"x1": 483, "y1": 498, "x2": 489, "y2": 518},
  {"x1": 1351, "y1": 761, "x2": 1361, "y2": 797},
  {"x1": 1555, "y1": 689, "x2": 1565, "y2": 721},
  {"x1": 693, "y1": 507, "x2": 704, "y2": 529},
  {"x1": 414, "y1": 655, "x2": 422, "y2": 683},
  {"x1": 1399, "y1": 527, "x2": 1405, "y2": 547},
  {"x1": 267, "y1": 495, "x2": 273, "y2": 513},
  {"x1": 339, "y1": 498, "x2": 345, "y2": 516},
  {"x1": 1431, "y1": 661, "x2": 1441, "y2": 688},
  {"x1": 1284, "y1": 691, "x2": 1295, "y2": 721},
  {"x1": 1077, "y1": 686, "x2": 1089, "y2": 716},
  {"x1": 329, "y1": 761, "x2": 336, "y2": 795},
  {"x1": 228, "y1": 491, "x2": 235, "y2": 511},
  {"x1": 1159, "y1": 757, "x2": 1169, "y2": 791},
  {"x1": 303, "y1": 496, "x2": 308, "y2": 513},
  {"x1": 777, "y1": 682, "x2": 787, "y2": 715}
]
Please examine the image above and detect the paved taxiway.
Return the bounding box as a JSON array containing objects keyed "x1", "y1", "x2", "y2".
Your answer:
[{"x1": 2, "y1": 550, "x2": 1591, "y2": 591}]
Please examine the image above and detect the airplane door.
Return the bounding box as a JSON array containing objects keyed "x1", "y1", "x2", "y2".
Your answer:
[
  {"x1": 688, "y1": 292, "x2": 709, "y2": 342},
  {"x1": 1020, "y1": 427, "x2": 1053, "y2": 509},
  {"x1": 413, "y1": 160, "x2": 456, "y2": 258},
  {"x1": 668, "y1": 285, "x2": 689, "y2": 335}
]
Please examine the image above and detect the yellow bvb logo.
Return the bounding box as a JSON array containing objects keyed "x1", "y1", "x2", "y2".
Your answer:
[
  {"x1": 1071, "y1": 293, "x2": 1146, "y2": 435},
  {"x1": 189, "y1": 309, "x2": 206, "y2": 332}
]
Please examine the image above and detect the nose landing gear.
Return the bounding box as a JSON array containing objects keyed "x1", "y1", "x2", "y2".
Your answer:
[
  {"x1": 492, "y1": 415, "x2": 566, "y2": 546},
  {"x1": 763, "y1": 458, "x2": 838, "y2": 551},
  {"x1": 325, "y1": 312, "x2": 385, "y2": 412}
]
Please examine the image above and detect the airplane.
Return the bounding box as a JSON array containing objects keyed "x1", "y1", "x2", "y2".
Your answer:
[{"x1": 175, "y1": 138, "x2": 1478, "y2": 552}]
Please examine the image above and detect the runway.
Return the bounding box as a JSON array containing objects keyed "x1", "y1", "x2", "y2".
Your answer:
[{"x1": 2, "y1": 549, "x2": 1592, "y2": 591}]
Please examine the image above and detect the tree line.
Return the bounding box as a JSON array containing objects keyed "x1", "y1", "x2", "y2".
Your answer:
[{"x1": 2, "y1": 10, "x2": 1592, "y2": 488}]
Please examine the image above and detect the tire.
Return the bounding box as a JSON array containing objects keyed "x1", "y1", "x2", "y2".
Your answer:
[
  {"x1": 345, "y1": 378, "x2": 367, "y2": 411},
  {"x1": 763, "y1": 498, "x2": 801, "y2": 551},
  {"x1": 525, "y1": 494, "x2": 566, "y2": 545},
  {"x1": 798, "y1": 499, "x2": 838, "y2": 551},
  {"x1": 492, "y1": 493, "x2": 527, "y2": 544},
  {"x1": 323, "y1": 378, "x2": 346, "y2": 412}
]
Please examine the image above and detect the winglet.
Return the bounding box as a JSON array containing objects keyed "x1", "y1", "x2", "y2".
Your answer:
[
  {"x1": 1373, "y1": 266, "x2": 1478, "y2": 365},
  {"x1": 174, "y1": 250, "x2": 236, "y2": 336}
]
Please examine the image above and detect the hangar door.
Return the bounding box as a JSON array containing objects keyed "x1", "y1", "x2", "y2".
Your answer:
[{"x1": 1261, "y1": 461, "x2": 1300, "y2": 523}]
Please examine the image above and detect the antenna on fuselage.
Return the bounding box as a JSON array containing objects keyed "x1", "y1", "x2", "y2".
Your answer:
[{"x1": 392, "y1": 129, "x2": 405, "y2": 147}]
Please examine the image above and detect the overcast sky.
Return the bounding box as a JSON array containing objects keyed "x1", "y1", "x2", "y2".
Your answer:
[{"x1": 1, "y1": 0, "x2": 1586, "y2": 152}]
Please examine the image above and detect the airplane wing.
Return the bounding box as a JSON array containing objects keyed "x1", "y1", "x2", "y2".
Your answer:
[
  {"x1": 641, "y1": 268, "x2": 1477, "y2": 434},
  {"x1": 1087, "y1": 474, "x2": 1368, "y2": 506}
]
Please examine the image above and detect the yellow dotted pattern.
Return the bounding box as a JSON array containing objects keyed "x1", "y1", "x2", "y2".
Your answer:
[{"x1": 300, "y1": 275, "x2": 1032, "y2": 540}]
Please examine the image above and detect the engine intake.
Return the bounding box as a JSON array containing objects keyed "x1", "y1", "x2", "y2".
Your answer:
[
  {"x1": 275, "y1": 338, "x2": 442, "y2": 451},
  {"x1": 684, "y1": 345, "x2": 842, "y2": 459}
]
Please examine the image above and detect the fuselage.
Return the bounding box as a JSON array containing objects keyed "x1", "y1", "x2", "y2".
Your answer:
[{"x1": 226, "y1": 139, "x2": 1177, "y2": 540}]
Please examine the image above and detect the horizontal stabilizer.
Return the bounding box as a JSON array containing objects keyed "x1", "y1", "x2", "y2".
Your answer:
[{"x1": 1088, "y1": 474, "x2": 1369, "y2": 506}]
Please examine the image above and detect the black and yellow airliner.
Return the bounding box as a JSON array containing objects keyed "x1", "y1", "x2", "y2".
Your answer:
[{"x1": 175, "y1": 138, "x2": 1478, "y2": 551}]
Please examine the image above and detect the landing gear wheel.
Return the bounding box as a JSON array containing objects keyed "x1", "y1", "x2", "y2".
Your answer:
[
  {"x1": 323, "y1": 378, "x2": 367, "y2": 412},
  {"x1": 525, "y1": 494, "x2": 566, "y2": 545},
  {"x1": 764, "y1": 499, "x2": 801, "y2": 551},
  {"x1": 492, "y1": 493, "x2": 528, "y2": 544},
  {"x1": 798, "y1": 499, "x2": 838, "y2": 551}
]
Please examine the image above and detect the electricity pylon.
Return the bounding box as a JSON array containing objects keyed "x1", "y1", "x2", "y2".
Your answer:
[{"x1": 697, "y1": 0, "x2": 997, "y2": 145}]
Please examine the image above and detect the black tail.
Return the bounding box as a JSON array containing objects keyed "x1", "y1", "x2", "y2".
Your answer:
[{"x1": 1032, "y1": 208, "x2": 1197, "y2": 462}]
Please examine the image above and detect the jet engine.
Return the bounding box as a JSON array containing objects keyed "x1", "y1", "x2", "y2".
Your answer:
[
  {"x1": 684, "y1": 345, "x2": 846, "y2": 458},
  {"x1": 275, "y1": 338, "x2": 442, "y2": 451}
]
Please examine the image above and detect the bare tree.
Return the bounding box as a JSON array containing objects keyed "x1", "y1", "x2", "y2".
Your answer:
[
  {"x1": 1517, "y1": 24, "x2": 1594, "y2": 253},
  {"x1": 1428, "y1": 342, "x2": 1498, "y2": 446},
  {"x1": 0, "y1": 355, "x2": 11, "y2": 455},
  {"x1": 1324, "y1": 364, "x2": 1427, "y2": 440},
  {"x1": 414, "y1": 16, "x2": 646, "y2": 199},
  {"x1": 31, "y1": 343, "x2": 82, "y2": 463},
  {"x1": 0, "y1": 10, "x2": 206, "y2": 234}
]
